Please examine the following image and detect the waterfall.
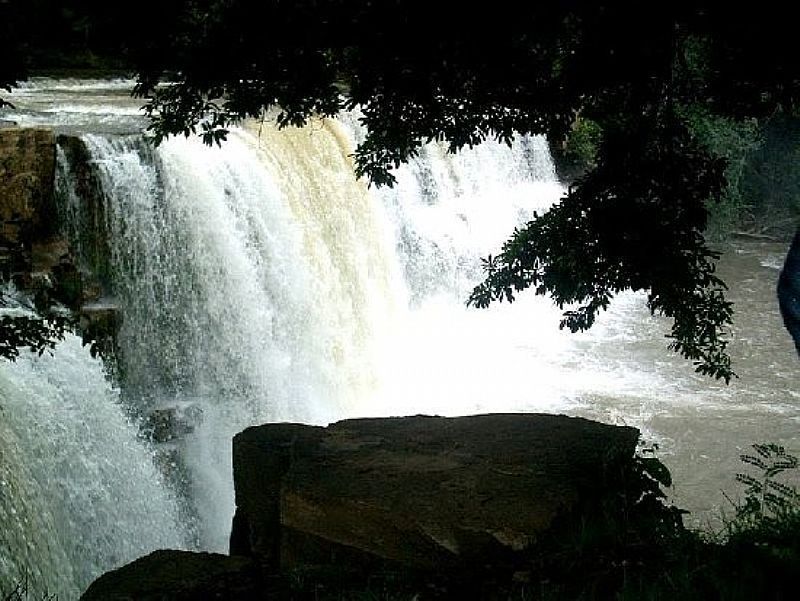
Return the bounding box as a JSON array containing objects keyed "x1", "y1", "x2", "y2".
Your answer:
[
  {"x1": 0, "y1": 328, "x2": 187, "y2": 598},
  {"x1": 2, "y1": 77, "x2": 799, "y2": 592},
  {"x1": 50, "y1": 119, "x2": 565, "y2": 554},
  {"x1": 335, "y1": 115, "x2": 580, "y2": 416},
  {"x1": 68, "y1": 124, "x2": 404, "y2": 550},
  {"x1": 3, "y1": 81, "x2": 799, "y2": 592}
]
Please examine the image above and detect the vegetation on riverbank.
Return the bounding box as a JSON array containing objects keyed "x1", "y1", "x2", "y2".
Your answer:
[{"x1": 552, "y1": 111, "x2": 800, "y2": 244}]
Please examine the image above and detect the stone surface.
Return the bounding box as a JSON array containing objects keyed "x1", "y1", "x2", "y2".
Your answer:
[
  {"x1": 0, "y1": 129, "x2": 98, "y2": 309},
  {"x1": 144, "y1": 407, "x2": 197, "y2": 443},
  {"x1": 230, "y1": 413, "x2": 639, "y2": 573},
  {"x1": 0, "y1": 128, "x2": 56, "y2": 230},
  {"x1": 80, "y1": 550, "x2": 271, "y2": 601},
  {"x1": 0, "y1": 128, "x2": 57, "y2": 281},
  {"x1": 0, "y1": 129, "x2": 117, "y2": 352},
  {"x1": 0, "y1": 131, "x2": 109, "y2": 301},
  {"x1": 78, "y1": 303, "x2": 121, "y2": 360}
]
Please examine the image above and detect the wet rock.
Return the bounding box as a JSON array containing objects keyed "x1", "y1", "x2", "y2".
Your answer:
[
  {"x1": 79, "y1": 303, "x2": 120, "y2": 360},
  {"x1": 0, "y1": 129, "x2": 100, "y2": 310},
  {"x1": 230, "y1": 413, "x2": 639, "y2": 574},
  {"x1": 0, "y1": 128, "x2": 57, "y2": 231},
  {"x1": 80, "y1": 550, "x2": 272, "y2": 601},
  {"x1": 0, "y1": 128, "x2": 57, "y2": 281},
  {"x1": 56, "y1": 134, "x2": 113, "y2": 289},
  {"x1": 30, "y1": 237, "x2": 71, "y2": 273},
  {"x1": 78, "y1": 303, "x2": 118, "y2": 330},
  {"x1": 144, "y1": 408, "x2": 196, "y2": 443},
  {"x1": 1, "y1": 129, "x2": 119, "y2": 368}
]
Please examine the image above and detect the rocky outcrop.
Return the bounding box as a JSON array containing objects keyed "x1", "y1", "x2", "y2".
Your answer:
[
  {"x1": 0, "y1": 128, "x2": 58, "y2": 284},
  {"x1": 144, "y1": 406, "x2": 203, "y2": 443},
  {"x1": 1, "y1": 128, "x2": 119, "y2": 361},
  {"x1": 80, "y1": 413, "x2": 642, "y2": 598},
  {"x1": 80, "y1": 550, "x2": 272, "y2": 601},
  {"x1": 230, "y1": 413, "x2": 639, "y2": 574},
  {"x1": 0, "y1": 129, "x2": 104, "y2": 308}
]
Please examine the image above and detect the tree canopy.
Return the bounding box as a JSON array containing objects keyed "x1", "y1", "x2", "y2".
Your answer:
[{"x1": 2, "y1": 2, "x2": 799, "y2": 378}]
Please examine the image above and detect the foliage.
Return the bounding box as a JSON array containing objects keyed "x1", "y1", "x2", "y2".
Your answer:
[
  {"x1": 682, "y1": 107, "x2": 763, "y2": 241},
  {"x1": 0, "y1": 288, "x2": 116, "y2": 365},
  {"x1": 3, "y1": 3, "x2": 800, "y2": 375},
  {"x1": 726, "y1": 443, "x2": 800, "y2": 545},
  {"x1": 740, "y1": 113, "x2": 800, "y2": 237},
  {"x1": 553, "y1": 107, "x2": 772, "y2": 243},
  {"x1": 550, "y1": 117, "x2": 603, "y2": 182},
  {"x1": 627, "y1": 442, "x2": 688, "y2": 537},
  {"x1": 119, "y1": 2, "x2": 800, "y2": 379},
  {"x1": 0, "y1": 314, "x2": 70, "y2": 361},
  {"x1": 468, "y1": 115, "x2": 735, "y2": 381},
  {"x1": 491, "y1": 442, "x2": 800, "y2": 600},
  {"x1": 564, "y1": 118, "x2": 602, "y2": 166},
  {"x1": 518, "y1": 440, "x2": 689, "y2": 597},
  {"x1": 0, "y1": 285, "x2": 75, "y2": 362}
]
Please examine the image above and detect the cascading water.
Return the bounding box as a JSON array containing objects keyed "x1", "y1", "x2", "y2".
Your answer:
[
  {"x1": 0, "y1": 319, "x2": 187, "y2": 597},
  {"x1": 1, "y1": 80, "x2": 798, "y2": 593},
  {"x1": 56, "y1": 119, "x2": 564, "y2": 551},
  {"x1": 64, "y1": 124, "x2": 399, "y2": 550}
]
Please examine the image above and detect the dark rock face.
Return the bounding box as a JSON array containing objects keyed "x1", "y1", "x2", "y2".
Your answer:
[
  {"x1": 0, "y1": 129, "x2": 105, "y2": 309},
  {"x1": 230, "y1": 414, "x2": 639, "y2": 574},
  {"x1": 0, "y1": 129, "x2": 120, "y2": 362},
  {"x1": 778, "y1": 227, "x2": 800, "y2": 354},
  {"x1": 80, "y1": 550, "x2": 270, "y2": 601},
  {"x1": 0, "y1": 128, "x2": 58, "y2": 283},
  {"x1": 144, "y1": 406, "x2": 201, "y2": 443}
]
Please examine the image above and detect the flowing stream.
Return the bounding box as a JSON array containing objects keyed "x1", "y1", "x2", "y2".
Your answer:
[{"x1": 1, "y1": 79, "x2": 798, "y2": 595}]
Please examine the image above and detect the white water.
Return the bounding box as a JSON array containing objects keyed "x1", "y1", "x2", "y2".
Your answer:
[
  {"x1": 79, "y1": 128, "x2": 393, "y2": 548},
  {"x1": 63, "y1": 121, "x2": 566, "y2": 551},
  {"x1": 0, "y1": 330, "x2": 187, "y2": 597},
  {"x1": 1, "y1": 81, "x2": 798, "y2": 593},
  {"x1": 1, "y1": 78, "x2": 145, "y2": 134}
]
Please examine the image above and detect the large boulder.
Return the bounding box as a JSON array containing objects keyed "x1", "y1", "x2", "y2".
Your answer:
[
  {"x1": 80, "y1": 550, "x2": 272, "y2": 601},
  {"x1": 0, "y1": 128, "x2": 56, "y2": 227},
  {"x1": 230, "y1": 413, "x2": 639, "y2": 574}
]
